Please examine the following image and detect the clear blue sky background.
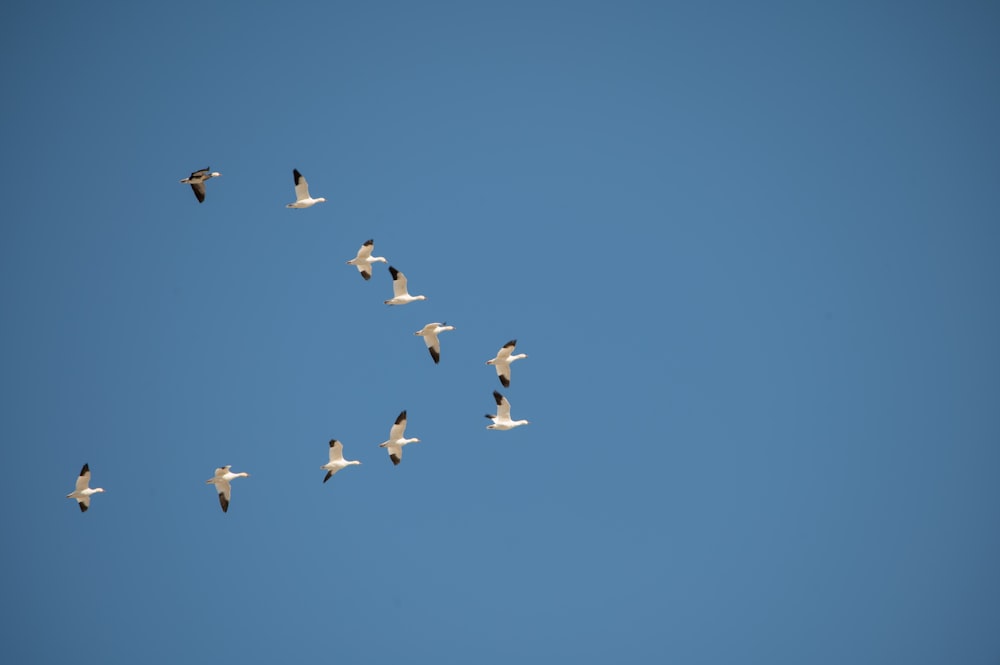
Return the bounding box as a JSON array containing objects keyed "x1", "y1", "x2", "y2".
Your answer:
[{"x1": 2, "y1": 1, "x2": 998, "y2": 663}]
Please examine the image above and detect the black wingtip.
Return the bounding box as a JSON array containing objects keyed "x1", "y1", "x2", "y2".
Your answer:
[
  {"x1": 500, "y1": 375, "x2": 510, "y2": 388},
  {"x1": 505, "y1": 339, "x2": 517, "y2": 347},
  {"x1": 388, "y1": 266, "x2": 399, "y2": 279},
  {"x1": 429, "y1": 348, "x2": 440, "y2": 364},
  {"x1": 293, "y1": 168, "x2": 302, "y2": 181},
  {"x1": 396, "y1": 410, "x2": 407, "y2": 423},
  {"x1": 493, "y1": 390, "x2": 504, "y2": 404},
  {"x1": 363, "y1": 239, "x2": 374, "y2": 246},
  {"x1": 78, "y1": 502, "x2": 88, "y2": 513},
  {"x1": 361, "y1": 270, "x2": 371, "y2": 280},
  {"x1": 323, "y1": 471, "x2": 333, "y2": 483},
  {"x1": 80, "y1": 463, "x2": 89, "y2": 475},
  {"x1": 485, "y1": 414, "x2": 495, "y2": 420},
  {"x1": 390, "y1": 454, "x2": 401, "y2": 466},
  {"x1": 219, "y1": 493, "x2": 229, "y2": 513}
]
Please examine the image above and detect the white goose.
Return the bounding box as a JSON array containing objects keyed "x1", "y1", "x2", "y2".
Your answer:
[
  {"x1": 414, "y1": 322, "x2": 455, "y2": 364},
  {"x1": 346, "y1": 239, "x2": 388, "y2": 281},
  {"x1": 486, "y1": 390, "x2": 531, "y2": 430},
  {"x1": 66, "y1": 463, "x2": 105, "y2": 512},
  {"x1": 384, "y1": 266, "x2": 426, "y2": 305},
  {"x1": 180, "y1": 167, "x2": 221, "y2": 203},
  {"x1": 286, "y1": 169, "x2": 326, "y2": 208},
  {"x1": 322, "y1": 439, "x2": 361, "y2": 483},
  {"x1": 205, "y1": 465, "x2": 250, "y2": 513},
  {"x1": 486, "y1": 339, "x2": 528, "y2": 388},
  {"x1": 379, "y1": 410, "x2": 421, "y2": 466}
]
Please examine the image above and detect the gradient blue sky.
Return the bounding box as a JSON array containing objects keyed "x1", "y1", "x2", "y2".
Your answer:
[{"x1": 2, "y1": 1, "x2": 999, "y2": 663}]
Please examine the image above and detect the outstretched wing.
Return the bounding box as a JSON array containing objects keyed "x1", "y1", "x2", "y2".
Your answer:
[
  {"x1": 293, "y1": 169, "x2": 312, "y2": 202},
  {"x1": 328, "y1": 439, "x2": 345, "y2": 463},
  {"x1": 76, "y1": 464, "x2": 91, "y2": 492},
  {"x1": 388, "y1": 266, "x2": 409, "y2": 297},
  {"x1": 493, "y1": 391, "x2": 512, "y2": 420},
  {"x1": 389, "y1": 410, "x2": 407, "y2": 440}
]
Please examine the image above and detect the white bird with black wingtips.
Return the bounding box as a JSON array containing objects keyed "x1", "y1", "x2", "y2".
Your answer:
[
  {"x1": 346, "y1": 239, "x2": 388, "y2": 281},
  {"x1": 486, "y1": 339, "x2": 528, "y2": 388},
  {"x1": 180, "y1": 167, "x2": 221, "y2": 203},
  {"x1": 485, "y1": 391, "x2": 530, "y2": 430},
  {"x1": 286, "y1": 168, "x2": 326, "y2": 208},
  {"x1": 205, "y1": 465, "x2": 250, "y2": 513},
  {"x1": 67, "y1": 463, "x2": 105, "y2": 513},
  {"x1": 379, "y1": 410, "x2": 421, "y2": 466},
  {"x1": 384, "y1": 266, "x2": 426, "y2": 305},
  {"x1": 414, "y1": 322, "x2": 455, "y2": 364},
  {"x1": 321, "y1": 439, "x2": 361, "y2": 483}
]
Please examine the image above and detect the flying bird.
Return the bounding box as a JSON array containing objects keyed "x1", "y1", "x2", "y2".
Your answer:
[
  {"x1": 179, "y1": 167, "x2": 221, "y2": 203},
  {"x1": 379, "y1": 410, "x2": 421, "y2": 466},
  {"x1": 286, "y1": 169, "x2": 326, "y2": 208},
  {"x1": 485, "y1": 391, "x2": 531, "y2": 430},
  {"x1": 322, "y1": 439, "x2": 361, "y2": 483},
  {"x1": 346, "y1": 239, "x2": 388, "y2": 281},
  {"x1": 205, "y1": 465, "x2": 250, "y2": 513},
  {"x1": 384, "y1": 266, "x2": 426, "y2": 305},
  {"x1": 414, "y1": 322, "x2": 455, "y2": 364},
  {"x1": 66, "y1": 463, "x2": 105, "y2": 513},
  {"x1": 486, "y1": 339, "x2": 528, "y2": 388}
]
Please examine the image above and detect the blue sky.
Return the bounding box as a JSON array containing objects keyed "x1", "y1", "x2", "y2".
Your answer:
[{"x1": 2, "y1": 1, "x2": 999, "y2": 663}]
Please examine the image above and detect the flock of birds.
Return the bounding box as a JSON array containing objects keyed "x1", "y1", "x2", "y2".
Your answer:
[{"x1": 66, "y1": 167, "x2": 531, "y2": 514}]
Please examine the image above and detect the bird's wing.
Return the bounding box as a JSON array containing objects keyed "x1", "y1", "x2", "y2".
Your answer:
[
  {"x1": 328, "y1": 439, "x2": 345, "y2": 463},
  {"x1": 390, "y1": 267, "x2": 409, "y2": 297},
  {"x1": 358, "y1": 266, "x2": 372, "y2": 280},
  {"x1": 389, "y1": 410, "x2": 407, "y2": 440},
  {"x1": 78, "y1": 496, "x2": 90, "y2": 512},
  {"x1": 191, "y1": 182, "x2": 206, "y2": 203},
  {"x1": 215, "y1": 466, "x2": 230, "y2": 478},
  {"x1": 190, "y1": 168, "x2": 210, "y2": 179},
  {"x1": 217, "y1": 480, "x2": 231, "y2": 513},
  {"x1": 293, "y1": 169, "x2": 311, "y2": 201},
  {"x1": 387, "y1": 444, "x2": 402, "y2": 466},
  {"x1": 357, "y1": 240, "x2": 374, "y2": 259},
  {"x1": 497, "y1": 340, "x2": 517, "y2": 360},
  {"x1": 497, "y1": 364, "x2": 511, "y2": 388},
  {"x1": 76, "y1": 464, "x2": 91, "y2": 492},
  {"x1": 425, "y1": 333, "x2": 441, "y2": 364},
  {"x1": 494, "y1": 391, "x2": 512, "y2": 420}
]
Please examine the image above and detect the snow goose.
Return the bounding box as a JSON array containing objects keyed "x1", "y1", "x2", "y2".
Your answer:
[
  {"x1": 286, "y1": 168, "x2": 326, "y2": 208},
  {"x1": 346, "y1": 239, "x2": 388, "y2": 281},
  {"x1": 179, "y1": 167, "x2": 221, "y2": 203},
  {"x1": 414, "y1": 322, "x2": 455, "y2": 364},
  {"x1": 205, "y1": 465, "x2": 250, "y2": 513},
  {"x1": 379, "y1": 410, "x2": 421, "y2": 466},
  {"x1": 322, "y1": 439, "x2": 361, "y2": 483},
  {"x1": 486, "y1": 339, "x2": 528, "y2": 388},
  {"x1": 66, "y1": 463, "x2": 105, "y2": 512},
  {"x1": 485, "y1": 391, "x2": 531, "y2": 430},
  {"x1": 384, "y1": 266, "x2": 426, "y2": 305}
]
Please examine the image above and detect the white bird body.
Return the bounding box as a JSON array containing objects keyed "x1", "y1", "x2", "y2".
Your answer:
[
  {"x1": 486, "y1": 390, "x2": 530, "y2": 430},
  {"x1": 179, "y1": 167, "x2": 221, "y2": 203},
  {"x1": 384, "y1": 266, "x2": 426, "y2": 305},
  {"x1": 286, "y1": 169, "x2": 326, "y2": 208},
  {"x1": 346, "y1": 239, "x2": 388, "y2": 281},
  {"x1": 414, "y1": 322, "x2": 455, "y2": 364},
  {"x1": 66, "y1": 463, "x2": 105, "y2": 512},
  {"x1": 486, "y1": 339, "x2": 528, "y2": 388},
  {"x1": 205, "y1": 465, "x2": 250, "y2": 513},
  {"x1": 322, "y1": 439, "x2": 361, "y2": 483},
  {"x1": 378, "y1": 410, "x2": 421, "y2": 465}
]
